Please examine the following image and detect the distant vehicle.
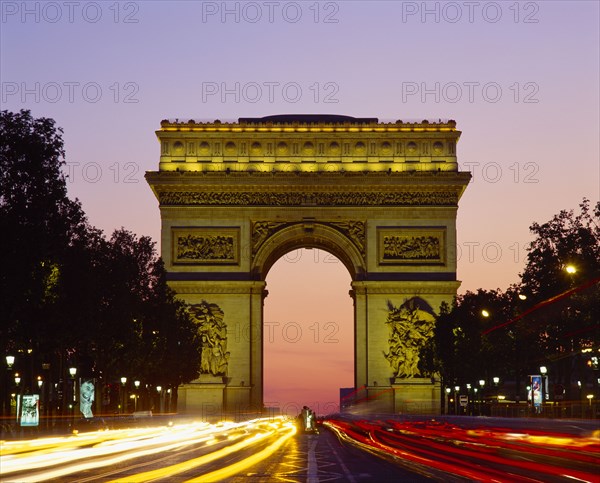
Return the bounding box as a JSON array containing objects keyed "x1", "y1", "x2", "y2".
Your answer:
[{"x1": 297, "y1": 406, "x2": 319, "y2": 434}]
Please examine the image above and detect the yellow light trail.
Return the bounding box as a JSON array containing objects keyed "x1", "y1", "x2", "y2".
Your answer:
[
  {"x1": 1, "y1": 423, "x2": 215, "y2": 475},
  {"x1": 186, "y1": 422, "x2": 296, "y2": 482},
  {"x1": 0, "y1": 418, "x2": 292, "y2": 483},
  {"x1": 108, "y1": 420, "x2": 294, "y2": 483}
]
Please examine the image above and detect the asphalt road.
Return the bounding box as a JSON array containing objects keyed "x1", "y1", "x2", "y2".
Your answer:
[
  {"x1": 1, "y1": 416, "x2": 598, "y2": 482},
  {"x1": 224, "y1": 428, "x2": 435, "y2": 482}
]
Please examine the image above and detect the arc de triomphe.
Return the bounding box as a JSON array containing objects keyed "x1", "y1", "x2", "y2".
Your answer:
[{"x1": 146, "y1": 115, "x2": 470, "y2": 415}]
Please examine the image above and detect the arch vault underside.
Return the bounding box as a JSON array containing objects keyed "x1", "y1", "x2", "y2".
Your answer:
[{"x1": 146, "y1": 115, "x2": 471, "y2": 416}]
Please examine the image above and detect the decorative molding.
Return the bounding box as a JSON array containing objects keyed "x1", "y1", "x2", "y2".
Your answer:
[
  {"x1": 327, "y1": 221, "x2": 366, "y2": 256},
  {"x1": 167, "y1": 281, "x2": 266, "y2": 294},
  {"x1": 251, "y1": 221, "x2": 289, "y2": 255},
  {"x1": 251, "y1": 220, "x2": 366, "y2": 258},
  {"x1": 351, "y1": 281, "x2": 461, "y2": 295},
  {"x1": 377, "y1": 227, "x2": 446, "y2": 265},
  {"x1": 172, "y1": 227, "x2": 240, "y2": 265},
  {"x1": 159, "y1": 118, "x2": 458, "y2": 132},
  {"x1": 158, "y1": 190, "x2": 458, "y2": 207}
]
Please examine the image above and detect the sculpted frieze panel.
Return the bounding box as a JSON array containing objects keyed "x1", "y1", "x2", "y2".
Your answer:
[
  {"x1": 172, "y1": 227, "x2": 240, "y2": 264},
  {"x1": 158, "y1": 190, "x2": 458, "y2": 207},
  {"x1": 378, "y1": 227, "x2": 446, "y2": 265}
]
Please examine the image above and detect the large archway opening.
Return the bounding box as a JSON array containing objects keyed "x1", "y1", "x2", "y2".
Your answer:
[{"x1": 263, "y1": 248, "x2": 354, "y2": 416}]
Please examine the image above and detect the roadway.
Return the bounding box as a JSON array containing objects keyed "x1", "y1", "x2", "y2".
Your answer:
[{"x1": 1, "y1": 415, "x2": 598, "y2": 482}]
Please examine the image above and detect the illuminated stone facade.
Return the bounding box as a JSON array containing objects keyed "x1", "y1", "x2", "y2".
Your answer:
[{"x1": 146, "y1": 115, "x2": 470, "y2": 415}]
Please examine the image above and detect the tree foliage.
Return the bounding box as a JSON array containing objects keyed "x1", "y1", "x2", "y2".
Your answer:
[
  {"x1": 1, "y1": 110, "x2": 200, "y2": 412},
  {"x1": 424, "y1": 199, "x2": 600, "y2": 399},
  {"x1": 0, "y1": 109, "x2": 87, "y2": 354}
]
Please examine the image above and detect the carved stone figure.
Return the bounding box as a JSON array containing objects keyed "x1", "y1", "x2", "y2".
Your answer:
[
  {"x1": 80, "y1": 380, "x2": 95, "y2": 418},
  {"x1": 251, "y1": 221, "x2": 288, "y2": 255},
  {"x1": 383, "y1": 297, "x2": 436, "y2": 378},
  {"x1": 189, "y1": 301, "x2": 230, "y2": 377}
]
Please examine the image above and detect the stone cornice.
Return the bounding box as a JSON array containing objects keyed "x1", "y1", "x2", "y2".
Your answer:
[
  {"x1": 351, "y1": 281, "x2": 462, "y2": 295},
  {"x1": 158, "y1": 118, "x2": 458, "y2": 134},
  {"x1": 167, "y1": 281, "x2": 266, "y2": 294},
  {"x1": 146, "y1": 170, "x2": 471, "y2": 184}
]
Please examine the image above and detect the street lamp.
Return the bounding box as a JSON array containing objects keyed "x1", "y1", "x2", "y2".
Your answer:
[
  {"x1": 120, "y1": 377, "x2": 127, "y2": 414},
  {"x1": 134, "y1": 380, "x2": 140, "y2": 412},
  {"x1": 539, "y1": 366, "x2": 548, "y2": 408},
  {"x1": 565, "y1": 265, "x2": 577, "y2": 274},
  {"x1": 14, "y1": 373, "x2": 21, "y2": 385},
  {"x1": 3, "y1": 356, "x2": 16, "y2": 418},
  {"x1": 445, "y1": 387, "x2": 451, "y2": 414},
  {"x1": 156, "y1": 386, "x2": 162, "y2": 413},
  {"x1": 454, "y1": 386, "x2": 460, "y2": 415},
  {"x1": 479, "y1": 380, "x2": 485, "y2": 415},
  {"x1": 481, "y1": 310, "x2": 490, "y2": 318},
  {"x1": 69, "y1": 367, "x2": 77, "y2": 425},
  {"x1": 37, "y1": 376, "x2": 43, "y2": 389},
  {"x1": 493, "y1": 377, "x2": 500, "y2": 386}
]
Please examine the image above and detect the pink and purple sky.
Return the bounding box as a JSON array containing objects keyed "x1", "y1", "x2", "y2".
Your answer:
[{"x1": 2, "y1": 1, "x2": 598, "y2": 411}]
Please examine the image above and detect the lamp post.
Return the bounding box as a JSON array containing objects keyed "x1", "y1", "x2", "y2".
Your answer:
[
  {"x1": 69, "y1": 367, "x2": 77, "y2": 426},
  {"x1": 134, "y1": 380, "x2": 140, "y2": 412},
  {"x1": 4, "y1": 356, "x2": 15, "y2": 417},
  {"x1": 14, "y1": 373, "x2": 21, "y2": 423},
  {"x1": 479, "y1": 380, "x2": 485, "y2": 415},
  {"x1": 540, "y1": 366, "x2": 548, "y2": 415},
  {"x1": 454, "y1": 386, "x2": 459, "y2": 415},
  {"x1": 466, "y1": 384, "x2": 472, "y2": 415},
  {"x1": 120, "y1": 377, "x2": 127, "y2": 414},
  {"x1": 156, "y1": 386, "x2": 162, "y2": 413},
  {"x1": 445, "y1": 387, "x2": 451, "y2": 414},
  {"x1": 492, "y1": 377, "x2": 499, "y2": 412}
]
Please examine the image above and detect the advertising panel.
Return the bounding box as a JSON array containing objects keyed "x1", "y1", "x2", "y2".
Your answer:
[
  {"x1": 80, "y1": 379, "x2": 95, "y2": 418},
  {"x1": 530, "y1": 375, "x2": 542, "y2": 407},
  {"x1": 20, "y1": 394, "x2": 40, "y2": 426}
]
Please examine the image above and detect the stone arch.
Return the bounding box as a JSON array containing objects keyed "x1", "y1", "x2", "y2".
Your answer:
[{"x1": 251, "y1": 223, "x2": 366, "y2": 282}]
